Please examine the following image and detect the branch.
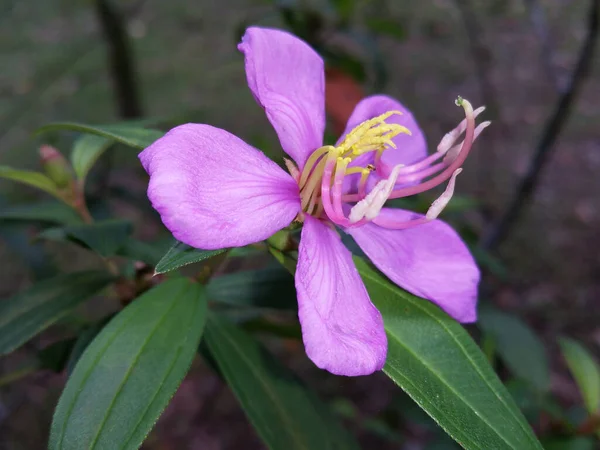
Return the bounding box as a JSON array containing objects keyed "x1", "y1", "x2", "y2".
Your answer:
[
  {"x1": 481, "y1": 0, "x2": 599, "y2": 251},
  {"x1": 95, "y1": 0, "x2": 143, "y2": 119}
]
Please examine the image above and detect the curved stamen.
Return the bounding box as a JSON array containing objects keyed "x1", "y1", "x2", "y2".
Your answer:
[
  {"x1": 357, "y1": 167, "x2": 372, "y2": 199},
  {"x1": 348, "y1": 164, "x2": 404, "y2": 223},
  {"x1": 299, "y1": 145, "x2": 332, "y2": 188},
  {"x1": 300, "y1": 157, "x2": 327, "y2": 210},
  {"x1": 425, "y1": 168, "x2": 462, "y2": 219},
  {"x1": 437, "y1": 105, "x2": 485, "y2": 153},
  {"x1": 320, "y1": 151, "x2": 346, "y2": 226},
  {"x1": 387, "y1": 98, "x2": 475, "y2": 200},
  {"x1": 332, "y1": 157, "x2": 351, "y2": 220},
  {"x1": 395, "y1": 162, "x2": 446, "y2": 185},
  {"x1": 373, "y1": 168, "x2": 463, "y2": 229}
]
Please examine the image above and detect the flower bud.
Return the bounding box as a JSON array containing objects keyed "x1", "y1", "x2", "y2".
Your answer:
[{"x1": 39, "y1": 145, "x2": 73, "y2": 188}]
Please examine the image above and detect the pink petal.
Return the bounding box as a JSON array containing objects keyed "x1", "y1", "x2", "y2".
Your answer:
[
  {"x1": 139, "y1": 124, "x2": 300, "y2": 249},
  {"x1": 238, "y1": 27, "x2": 325, "y2": 168},
  {"x1": 296, "y1": 216, "x2": 387, "y2": 376},
  {"x1": 338, "y1": 95, "x2": 428, "y2": 176},
  {"x1": 347, "y1": 208, "x2": 479, "y2": 323}
]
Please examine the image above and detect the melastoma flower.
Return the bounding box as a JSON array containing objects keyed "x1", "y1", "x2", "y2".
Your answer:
[{"x1": 140, "y1": 27, "x2": 489, "y2": 377}]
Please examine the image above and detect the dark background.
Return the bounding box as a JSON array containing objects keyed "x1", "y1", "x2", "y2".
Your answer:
[{"x1": 0, "y1": 0, "x2": 598, "y2": 448}]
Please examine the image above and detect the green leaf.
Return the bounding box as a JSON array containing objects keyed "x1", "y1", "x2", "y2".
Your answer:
[
  {"x1": 355, "y1": 258, "x2": 543, "y2": 450},
  {"x1": 479, "y1": 308, "x2": 550, "y2": 390},
  {"x1": 204, "y1": 313, "x2": 360, "y2": 450},
  {"x1": 50, "y1": 278, "x2": 207, "y2": 450},
  {"x1": 0, "y1": 201, "x2": 82, "y2": 225},
  {"x1": 39, "y1": 220, "x2": 133, "y2": 257},
  {"x1": 0, "y1": 165, "x2": 61, "y2": 199},
  {"x1": 558, "y1": 337, "x2": 600, "y2": 414},
  {"x1": 0, "y1": 271, "x2": 114, "y2": 355},
  {"x1": 207, "y1": 265, "x2": 297, "y2": 310},
  {"x1": 155, "y1": 240, "x2": 227, "y2": 274},
  {"x1": 70, "y1": 134, "x2": 113, "y2": 181},
  {"x1": 36, "y1": 123, "x2": 164, "y2": 150},
  {"x1": 66, "y1": 319, "x2": 110, "y2": 375}
]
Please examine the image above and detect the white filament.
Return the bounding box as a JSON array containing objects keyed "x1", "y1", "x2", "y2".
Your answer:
[
  {"x1": 425, "y1": 168, "x2": 462, "y2": 219},
  {"x1": 349, "y1": 164, "x2": 403, "y2": 223}
]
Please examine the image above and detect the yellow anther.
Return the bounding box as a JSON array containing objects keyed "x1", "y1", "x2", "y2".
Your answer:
[
  {"x1": 338, "y1": 111, "x2": 403, "y2": 152},
  {"x1": 296, "y1": 111, "x2": 413, "y2": 216},
  {"x1": 338, "y1": 111, "x2": 411, "y2": 158}
]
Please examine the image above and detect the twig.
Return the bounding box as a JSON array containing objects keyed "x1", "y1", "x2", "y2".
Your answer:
[
  {"x1": 481, "y1": 0, "x2": 599, "y2": 251},
  {"x1": 95, "y1": 0, "x2": 143, "y2": 119},
  {"x1": 93, "y1": 0, "x2": 144, "y2": 201}
]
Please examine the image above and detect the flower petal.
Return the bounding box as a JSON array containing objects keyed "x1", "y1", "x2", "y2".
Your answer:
[
  {"x1": 346, "y1": 208, "x2": 479, "y2": 322},
  {"x1": 338, "y1": 95, "x2": 428, "y2": 175},
  {"x1": 296, "y1": 216, "x2": 387, "y2": 376},
  {"x1": 139, "y1": 124, "x2": 300, "y2": 249},
  {"x1": 238, "y1": 27, "x2": 325, "y2": 167}
]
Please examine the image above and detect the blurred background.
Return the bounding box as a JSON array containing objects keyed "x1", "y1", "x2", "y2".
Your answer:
[{"x1": 0, "y1": 0, "x2": 599, "y2": 448}]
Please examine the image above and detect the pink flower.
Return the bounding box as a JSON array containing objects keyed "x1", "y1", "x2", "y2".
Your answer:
[{"x1": 140, "y1": 27, "x2": 487, "y2": 376}]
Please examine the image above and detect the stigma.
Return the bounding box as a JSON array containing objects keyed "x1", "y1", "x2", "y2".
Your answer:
[{"x1": 292, "y1": 98, "x2": 489, "y2": 230}]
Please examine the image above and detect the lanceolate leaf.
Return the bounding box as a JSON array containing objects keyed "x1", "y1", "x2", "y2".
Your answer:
[
  {"x1": 0, "y1": 165, "x2": 61, "y2": 199},
  {"x1": 70, "y1": 134, "x2": 113, "y2": 181},
  {"x1": 204, "y1": 313, "x2": 360, "y2": 450},
  {"x1": 36, "y1": 123, "x2": 163, "y2": 150},
  {"x1": 558, "y1": 337, "x2": 600, "y2": 414},
  {"x1": 39, "y1": 220, "x2": 133, "y2": 257},
  {"x1": 0, "y1": 201, "x2": 82, "y2": 225},
  {"x1": 355, "y1": 258, "x2": 543, "y2": 450},
  {"x1": 266, "y1": 249, "x2": 542, "y2": 449},
  {"x1": 50, "y1": 278, "x2": 207, "y2": 450},
  {"x1": 0, "y1": 271, "x2": 114, "y2": 355},
  {"x1": 155, "y1": 240, "x2": 227, "y2": 274}
]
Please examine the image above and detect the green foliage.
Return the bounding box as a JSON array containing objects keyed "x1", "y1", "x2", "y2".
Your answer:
[
  {"x1": 154, "y1": 240, "x2": 227, "y2": 274},
  {"x1": 355, "y1": 258, "x2": 543, "y2": 450},
  {"x1": 204, "y1": 313, "x2": 360, "y2": 450},
  {"x1": 0, "y1": 271, "x2": 114, "y2": 354},
  {"x1": 50, "y1": 278, "x2": 207, "y2": 450},
  {"x1": 65, "y1": 320, "x2": 110, "y2": 374},
  {"x1": 36, "y1": 123, "x2": 164, "y2": 150},
  {"x1": 207, "y1": 265, "x2": 297, "y2": 310},
  {"x1": 0, "y1": 165, "x2": 63, "y2": 199},
  {"x1": 0, "y1": 201, "x2": 82, "y2": 225},
  {"x1": 70, "y1": 134, "x2": 114, "y2": 183},
  {"x1": 39, "y1": 220, "x2": 133, "y2": 257},
  {"x1": 559, "y1": 337, "x2": 600, "y2": 414},
  {"x1": 479, "y1": 308, "x2": 550, "y2": 391}
]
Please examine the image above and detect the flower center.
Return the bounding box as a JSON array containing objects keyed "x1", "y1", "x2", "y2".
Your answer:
[
  {"x1": 291, "y1": 98, "x2": 489, "y2": 229},
  {"x1": 297, "y1": 110, "x2": 410, "y2": 217}
]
